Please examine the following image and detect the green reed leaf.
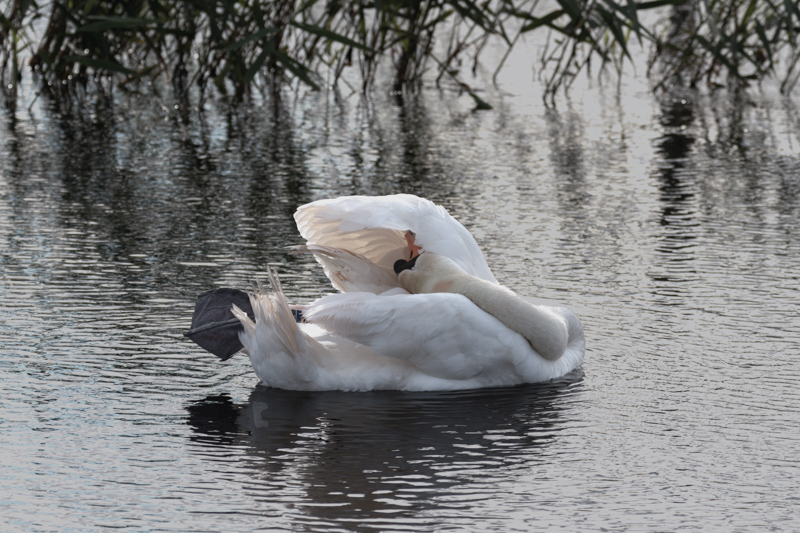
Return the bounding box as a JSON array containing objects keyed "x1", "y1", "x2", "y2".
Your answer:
[
  {"x1": 694, "y1": 33, "x2": 744, "y2": 80},
  {"x1": 624, "y1": 0, "x2": 643, "y2": 44},
  {"x1": 219, "y1": 26, "x2": 280, "y2": 53},
  {"x1": 445, "y1": 0, "x2": 493, "y2": 33},
  {"x1": 82, "y1": 0, "x2": 99, "y2": 16},
  {"x1": 419, "y1": 10, "x2": 455, "y2": 33},
  {"x1": 596, "y1": 5, "x2": 631, "y2": 59},
  {"x1": 520, "y1": 10, "x2": 566, "y2": 33},
  {"x1": 245, "y1": 40, "x2": 274, "y2": 83},
  {"x1": 77, "y1": 16, "x2": 164, "y2": 33},
  {"x1": 297, "y1": 0, "x2": 320, "y2": 13},
  {"x1": 740, "y1": 0, "x2": 759, "y2": 28},
  {"x1": 469, "y1": 91, "x2": 492, "y2": 110},
  {"x1": 273, "y1": 49, "x2": 321, "y2": 90},
  {"x1": 290, "y1": 20, "x2": 374, "y2": 52},
  {"x1": 755, "y1": 20, "x2": 775, "y2": 66},
  {"x1": 785, "y1": 0, "x2": 800, "y2": 22},
  {"x1": 635, "y1": 0, "x2": 684, "y2": 9},
  {"x1": 555, "y1": 0, "x2": 582, "y2": 21},
  {"x1": 64, "y1": 55, "x2": 135, "y2": 75}
]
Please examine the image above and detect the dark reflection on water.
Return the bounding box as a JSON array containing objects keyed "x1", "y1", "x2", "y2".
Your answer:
[
  {"x1": 651, "y1": 93, "x2": 699, "y2": 295},
  {"x1": 186, "y1": 375, "x2": 583, "y2": 530}
]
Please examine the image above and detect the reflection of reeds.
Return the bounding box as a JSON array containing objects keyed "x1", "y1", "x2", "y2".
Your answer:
[{"x1": 1, "y1": 1, "x2": 799, "y2": 107}]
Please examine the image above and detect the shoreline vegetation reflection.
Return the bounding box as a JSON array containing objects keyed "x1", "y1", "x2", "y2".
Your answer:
[{"x1": 3, "y1": 83, "x2": 799, "y2": 309}]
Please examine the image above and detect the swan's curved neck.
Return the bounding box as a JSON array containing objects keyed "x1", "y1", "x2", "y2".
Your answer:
[{"x1": 399, "y1": 253, "x2": 568, "y2": 361}]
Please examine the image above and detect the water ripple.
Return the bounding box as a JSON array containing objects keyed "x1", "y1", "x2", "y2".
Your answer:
[{"x1": 2, "y1": 80, "x2": 800, "y2": 532}]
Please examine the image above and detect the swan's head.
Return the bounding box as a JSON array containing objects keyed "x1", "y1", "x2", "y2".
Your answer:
[
  {"x1": 393, "y1": 230, "x2": 425, "y2": 275},
  {"x1": 404, "y1": 230, "x2": 422, "y2": 259}
]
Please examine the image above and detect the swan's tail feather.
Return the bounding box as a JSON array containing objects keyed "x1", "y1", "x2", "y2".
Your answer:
[
  {"x1": 231, "y1": 267, "x2": 303, "y2": 358},
  {"x1": 232, "y1": 267, "x2": 323, "y2": 388},
  {"x1": 263, "y1": 267, "x2": 301, "y2": 356}
]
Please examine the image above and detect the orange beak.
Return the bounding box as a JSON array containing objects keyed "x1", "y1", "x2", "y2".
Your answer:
[{"x1": 405, "y1": 232, "x2": 422, "y2": 259}]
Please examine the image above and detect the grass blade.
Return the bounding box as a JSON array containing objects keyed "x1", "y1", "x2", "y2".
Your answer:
[
  {"x1": 445, "y1": 0, "x2": 493, "y2": 33},
  {"x1": 740, "y1": 0, "x2": 759, "y2": 27},
  {"x1": 245, "y1": 40, "x2": 274, "y2": 84},
  {"x1": 469, "y1": 91, "x2": 492, "y2": 110},
  {"x1": 420, "y1": 10, "x2": 455, "y2": 33},
  {"x1": 624, "y1": 0, "x2": 643, "y2": 44}
]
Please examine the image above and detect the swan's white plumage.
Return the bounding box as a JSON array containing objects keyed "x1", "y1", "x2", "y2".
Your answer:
[
  {"x1": 235, "y1": 194, "x2": 585, "y2": 391},
  {"x1": 290, "y1": 244, "x2": 401, "y2": 294},
  {"x1": 294, "y1": 194, "x2": 496, "y2": 284},
  {"x1": 304, "y1": 291, "x2": 583, "y2": 383}
]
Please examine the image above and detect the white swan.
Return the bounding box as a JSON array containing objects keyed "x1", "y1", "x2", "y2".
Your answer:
[{"x1": 188, "y1": 194, "x2": 584, "y2": 391}]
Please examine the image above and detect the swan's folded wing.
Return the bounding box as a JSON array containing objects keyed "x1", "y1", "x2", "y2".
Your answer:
[
  {"x1": 304, "y1": 292, "x2": 524, "y2": 380},
  {"x1": 291, "y1": 245, "x2": 401, "y2": 294},
  {"x1": 294, "y1": 194, "x2": 496, "y2": 283}
]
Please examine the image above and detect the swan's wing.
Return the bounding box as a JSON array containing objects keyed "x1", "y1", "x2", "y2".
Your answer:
[
  {"x1": 304, "y1": 292, "x2": 523, "y2": 380},
  {"x1": 291, "y1": 245, "x2": 402, "y2": 294},
  {"x1": 294, "y1": 194, "x2": 496, "y2": 284}
]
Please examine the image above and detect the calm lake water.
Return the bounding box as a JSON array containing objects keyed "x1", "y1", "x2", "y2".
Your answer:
[{"x1": 2, "y1": 70, "x2": 799, "y2": 531}]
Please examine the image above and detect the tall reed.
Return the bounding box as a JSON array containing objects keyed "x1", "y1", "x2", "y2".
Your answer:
[{"x1": 1, "y1": 0, "x2": 799, "y2": 108}]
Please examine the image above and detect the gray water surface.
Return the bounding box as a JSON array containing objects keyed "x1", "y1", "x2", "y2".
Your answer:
[{"x1": 1, "y1": 80, "x2": 799, "y2": 531}]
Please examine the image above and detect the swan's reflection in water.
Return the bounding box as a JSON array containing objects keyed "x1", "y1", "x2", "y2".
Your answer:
[{"x1": 186, "y1": 372, "x2": 584, "y2": 529}]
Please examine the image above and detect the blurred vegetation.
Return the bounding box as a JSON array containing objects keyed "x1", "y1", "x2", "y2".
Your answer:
[{"x1": 1, "y1": 0, "x2": 799, "y2": 108}]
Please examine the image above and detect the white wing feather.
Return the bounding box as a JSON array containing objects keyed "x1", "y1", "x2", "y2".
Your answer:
[
  {"x1": 294, "y1": 194, "x2": 496, "y2": 284},
  {"x1": 291, "y1": 244, "x2": 402, "y2": 294},
  {"x1": 304, "y1": 292, "x2": 526, "y2": 381}
]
